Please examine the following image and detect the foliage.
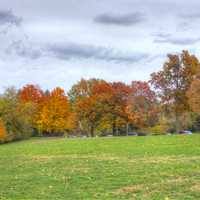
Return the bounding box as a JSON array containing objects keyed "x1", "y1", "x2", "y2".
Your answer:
[
  {"x1": 68, "y1": 78, "x2": 101, "y2": 103},
  {"x1": 0, "y1": 87, "x2": 33, "y2": 141},
  {"x1": 150, "y1": 50, "x2": 200, "y2": 131},
  {"x1": 187, "y1": 79, "x2": 200, "y2": 114},
  {"x1": 69, "y1": 79, "x2": 132, "y2": 136},
  {"x1": 1, "y1": 50, "x2": 200, "y2": 141},
  {"x1": 144, "y1": 125, "x2": 167, "y2": 135},
  {"x1": 36, "y1": 87, "x2": 70, "y2": 135},
  {"x1": 126, "y1": 81, "x2": 159, "y2": 128},
  {"x1": 18, "y1": 84, "x2": 45, "y2": 130},
  {"x1": 18, "y1": 84, "x2": 44, "y2": 104}
]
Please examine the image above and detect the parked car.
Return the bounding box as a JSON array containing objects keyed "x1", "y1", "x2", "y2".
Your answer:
[
  {"x1": 137, "y1": 132, "x2": 148, "y2": 136},
  {"x1": 67, "y1": 134, "x2": 77, "y2": 138},
  {"x1": 178, "y1": 130, "x2": 192, "y2": 135},
  {"x1": 127, "y1": 132, "x2": 138, "y2": 136},
  {"x1": 100, "y1": 132, "x2": 113, "y2": 137}
]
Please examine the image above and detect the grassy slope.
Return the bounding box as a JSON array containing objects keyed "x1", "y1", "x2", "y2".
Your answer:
[{"x1": 0, "y1": 135, "x2": 200, "y2": 200}]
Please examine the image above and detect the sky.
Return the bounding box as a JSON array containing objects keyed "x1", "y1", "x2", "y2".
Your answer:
[{"x1": 0, "y1": 0, "x2": 200, "y2": 92}]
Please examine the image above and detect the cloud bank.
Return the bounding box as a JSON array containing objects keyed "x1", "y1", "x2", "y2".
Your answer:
[
  {"x1": 0, "y1": 10, "x2": 22, "y2": 26},
  {"x1": 94, "y1": 12, "x2": 145, "y2": 26}
]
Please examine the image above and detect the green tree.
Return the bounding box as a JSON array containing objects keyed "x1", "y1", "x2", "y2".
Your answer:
[{"x1": 0, "y1": 87, "x2": 34, "y2": 141}]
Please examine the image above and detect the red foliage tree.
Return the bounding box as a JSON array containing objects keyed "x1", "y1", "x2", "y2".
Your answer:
[
  {"x1": 126, "y1": 81, "x2": 158, "y2": 128},
  {"x1": 18, "y1": 84, "x2": 44, "y2": 104}
]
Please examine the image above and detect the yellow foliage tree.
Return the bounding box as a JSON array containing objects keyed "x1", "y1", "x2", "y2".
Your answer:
[{"x1": 37, "y1": 87, "x2": 70, "y2": 135}]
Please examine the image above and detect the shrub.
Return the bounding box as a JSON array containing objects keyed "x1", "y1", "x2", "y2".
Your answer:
[{"x1": 144, "y1": 125, "x2": 167, "y2": 135}]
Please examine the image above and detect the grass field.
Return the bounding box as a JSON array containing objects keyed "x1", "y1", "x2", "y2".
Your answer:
[{"x1": 0, "y1": 135, "x2": 200, "y2": 200}]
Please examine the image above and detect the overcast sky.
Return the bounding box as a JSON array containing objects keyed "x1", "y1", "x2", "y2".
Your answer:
[{"x1": 0, "y1": 0, "x2": 200, "y2": 92}]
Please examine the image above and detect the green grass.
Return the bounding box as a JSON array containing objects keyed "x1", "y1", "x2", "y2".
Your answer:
[{"x1": 0, "y1": 135, "x2": 200, "y2": 200}]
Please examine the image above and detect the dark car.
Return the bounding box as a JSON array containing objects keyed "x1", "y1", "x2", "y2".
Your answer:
[
  {"x1": 127, "y1": 132, "x2": 138, "y2": 136},
  {"x1": 100, "y1": 132, "x2": 113, "y2": 137},
  {"x1": 137, "y1": 132, "x2": 148, "y2": 136},
  {"x1": 178, "y1": 130, "x2": 192, "y2": 135}
]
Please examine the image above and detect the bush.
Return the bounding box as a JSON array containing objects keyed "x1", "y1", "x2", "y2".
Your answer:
[{"x1": 143, "y1": 125, "x2": 167, "y2": 135}]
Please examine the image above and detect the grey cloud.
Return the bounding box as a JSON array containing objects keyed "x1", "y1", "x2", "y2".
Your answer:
[
  {"x1": 47, "y1": 43, "x2": 148, "y2": 63},
  {"x1": 94, "y1": 12, "x2": 145, "y2": 26},
  {"x1": 152, "y1": 33, "x2": 171, "y2": 38},
  {"x1": 6, "y1": 40, "x2": 42, "y2": 59},
  {"x1": 180, "y1": 13, "x2": 200, "y2": 19},
  {"x1": 0, "y1": 10, "x2": 22, "y2": 26},
  {"x1": 177, "y1": 13, "x2": 200, "y2": 31},
  {"x1": 153, "y1": 33, "x2": 200, "y2": 45},
  {"x1": 154, "y1": 37, "x2": 200, "y2": 45}
]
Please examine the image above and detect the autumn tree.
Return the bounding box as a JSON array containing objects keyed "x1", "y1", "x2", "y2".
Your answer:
[
  {"x1": 69, "y1": 79, "x2": 133, "y2": 136},
  {"x1": 68, "y1": 78, "x2": 100, "y2": 103},
  {"x1": 150, "y1": 50, "x2": 200, "y2": 132},
  {"x1": 65, "y1": 111, "x2": 78, "y2": 132},
  {"x1": 18, "y1": 84, "x2": 44, "y2": 104},
  {"x1": 187, "y1": 79, "x2": 200, "y2": 114},
  {"x1": 68, "y1": 78, "x2": 105, "y2": 136},
  {"x1": 90, "y1": 80, "x2": 114, "y2": 135},
  {"x1": 92, "y1": 81, "x2": 131, "y2": 135},
  {"x1": 37, "y1": 87, "x2": 70, "y2": 135},
  {"x1": 75, "y1": 94, "x2": 102, "y2": 137},
  {"x1": 126, "y1": 81, "x2": 158, "y2": 129},
  {"x1": 18, "y1": 84, "x2": 45, "y2": 131}
]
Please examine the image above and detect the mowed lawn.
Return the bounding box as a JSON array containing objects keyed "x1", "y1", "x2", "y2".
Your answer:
[{"x1": 1, "y1": 135, "x2": 200, "y2": 200}]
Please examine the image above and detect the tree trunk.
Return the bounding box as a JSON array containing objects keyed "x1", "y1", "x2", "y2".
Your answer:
[
  {"x1": 112, "y1": 121, "x2": 116, "y2": 136},
  {"x1": 78, "y1": 120, "x2": 83, "y2": 136},
  {"x1": 116, "y1": 126, "x2": 119, "y2": 136},
  {"x1": 126, "y1": 123, "x2": 129, "y2": 136},
  {"x1": 90, "y1": 125, "x2": 95, "y2": 137},
  {"x1": 175, "y1": 112, "x2": 180, "y2": 133}
]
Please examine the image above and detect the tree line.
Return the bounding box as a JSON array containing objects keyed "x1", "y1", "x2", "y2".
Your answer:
[{"x1": 1, "y1": 50, "x2": 200, "y2": 143}]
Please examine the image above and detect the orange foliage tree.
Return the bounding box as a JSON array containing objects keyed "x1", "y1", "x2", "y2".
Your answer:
[
  {"x1": 75, "y1": 94, "x2": 102, "y2": 137},
  {"x1": 37, "y1": 87, "x2": 70, "y2": 135},
  {"x1": 92, "y1": 81, "x2": 132, "y2": 135},
  {"x1": 68, "y1": 78, "x2": 106, "y2": 136},
  {"x1": 72, "y1": 80, "x2": 132, "y2": 136},
  {"x1": 18, "y1": 84, "x2": 45, "y2": 130}
]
